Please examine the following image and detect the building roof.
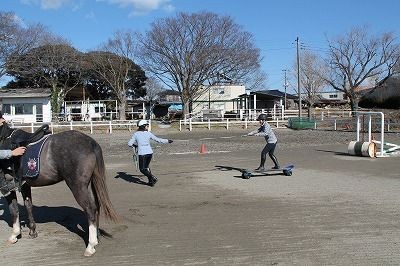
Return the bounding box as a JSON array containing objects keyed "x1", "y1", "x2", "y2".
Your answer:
[
  {"x1": 239, "y1": 89, "x2": 297, "y2": 99},
  {"x1": 0, "y1": 88, "x2": 51, "y2": 98},
  {"x1": 158, "y1": 89, "x2": 180, "y2": 96}
]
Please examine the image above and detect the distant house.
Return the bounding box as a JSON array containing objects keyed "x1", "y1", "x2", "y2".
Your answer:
[
  {"x1": 237, "y1": 89, "x2": 297, "y2": 110},
  {"x1": 0, "y1": 88, "x2": 52, "y2": 123},
  {"x1": 154, "y1": 89, "x2": 182, "y2": 118},
  {"x1": 360, "y1": 76, "x2": 400, "y2": 108},
  {"x1": 312, "y1": 91, "x2": 347, "y2": 107},
  {"x1": 193, "y1": 84, "x2": 246, "y2": 113}
]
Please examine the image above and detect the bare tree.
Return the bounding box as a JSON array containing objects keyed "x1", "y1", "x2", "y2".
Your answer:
[
  {"x1": 142, "y1": 76, "x2": 165, "y2": 119},
  {"x1": 242, "y1": 68, "x2": 268, "y2": 91},
  {"x1": 144, "y1": 76, "x2": 164, "y2": 100},
  {"x1": 7, "y1": 42, "x2": 83, "y2": 120},
  {"x1": 324, "y1": 26, "x2": 400, "y2": 111},
  {"x1": 0, "y1": 11, "x2": 51, "y2": 81},
  {"x1": 86, "y1": 31, "x2": 146, "y2": 120},
  {"x1": 296, "y1": 51, "x2": 327, "y2": 117},
  {"x1": 136, "y1": 11, "x2": 262, "y2": 115}
]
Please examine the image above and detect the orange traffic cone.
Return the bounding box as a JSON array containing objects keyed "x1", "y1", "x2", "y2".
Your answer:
[{"x1": 200, "y1": 143, "x2": 207, "y2": 154}]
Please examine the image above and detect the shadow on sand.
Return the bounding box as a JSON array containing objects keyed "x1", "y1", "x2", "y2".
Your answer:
[
  {"x1": 315, "y1": 149, "x2": 350, "y2": 156},
  {"x1": 114, "y1": 171, "x2": 148, "y2": 186},
  {"x1": 0, "y1": 198, "x2": 90, "y2": 244},
  {"x1": 215, "y1": 165, "x2": 282, "y2": 178}
]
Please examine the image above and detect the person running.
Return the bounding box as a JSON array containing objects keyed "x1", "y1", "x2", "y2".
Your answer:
[
  {"x1": 128, "y1": 120, "x2": 173, "y2": 187},
  {"x1": 247, "y1": 113, "x2": 280, "y2": 171}
]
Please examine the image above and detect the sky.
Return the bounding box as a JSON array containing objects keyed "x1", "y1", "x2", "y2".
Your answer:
[{"x1": 2, "y1": 0, "x2": 400, "y2": 94}]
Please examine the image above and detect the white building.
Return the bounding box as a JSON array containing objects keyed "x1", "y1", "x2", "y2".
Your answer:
[
  {"x1": 192, "y1": 84, "x2": 246, "y2": 113},
  {"x1": 0, "y1": 88, "x2": 52, "y2": 123},
  {"x1": 318, "y1": 91, "x2": 346, "y2": 102},
  {"x1": 62, "y1": 100, "x2": 112, "y2": 121}
]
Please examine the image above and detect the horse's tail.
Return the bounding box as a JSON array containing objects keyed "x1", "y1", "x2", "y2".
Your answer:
[{"x1": 91, "y1": 142, "x2": 120, "y2": 222}]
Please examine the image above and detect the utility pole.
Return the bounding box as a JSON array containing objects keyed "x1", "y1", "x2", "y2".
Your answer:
[
  {"x1": 296, "y1": 37, "x2": 302, "y2": 117},
  {"x1": 282, "y1": 69, "x2": 288, "y2": 109}
]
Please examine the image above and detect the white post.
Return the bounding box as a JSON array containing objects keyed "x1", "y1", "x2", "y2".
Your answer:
[
  {"x1": 189, "y1": 118, "x2": 192, "y2": 131},
  {"x1": 109, "y1": 120, "x2": 112, "y2": 134},
  {"x1": 226, "y1": 119, "x2": 229, "y2": 130},
  {"x1": 356, "y1": 115, "x2": 360, "y2": 141},
  {"x1": 70, "y1": 121, "x2": 73, "y2": 130},
  {"x1": 368, "y1": 115, "x2": 372, "y2": 142},
  {"x1": 380, "y1": 113, "x2": 384, "y2": 156},
  {"x1": 334, "y1": 119, "x2": 337, "y2": 131},
  {"x1": 90, "y1": 121, "x2": 93, "y2": 134},
  {"x1": 115, "y1": 100, "x2": 118, "y2": 120},
  {"x1": 50, "y1": 122, "x2": 54, "y2": 134},
  {"x1": 273, "y1": 105, "x2": 276, "y2": 120},
  {"x1": 245, "y1": 118, "x2": 248, "y2": 129},
  {"x1": 179, "y1": 120, "x2": 182, "y2": 131},
  {"x1": 253, "y1": 94, "x2": 257, "y2": 115},
  {"x1": 31, "y1": 123, "x2": 34, "y2": 133}
]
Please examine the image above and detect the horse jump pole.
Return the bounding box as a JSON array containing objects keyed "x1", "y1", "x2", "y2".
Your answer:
[{"x1": 354, "y1": 111, "x2": 385, "y2": 157}]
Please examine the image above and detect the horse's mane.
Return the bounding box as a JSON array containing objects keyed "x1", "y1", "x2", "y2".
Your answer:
[
  {"x1": 0, "y1": 123, "x2": 16, "y2": 149},
  {"x1": 0, "y1": 123, "x2": 15, "y2": 143}
]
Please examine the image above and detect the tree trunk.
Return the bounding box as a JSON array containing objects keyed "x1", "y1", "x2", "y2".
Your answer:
[
  {"x1": 119, "y1": 100, "x2": 127, "y2": 120},
  {"x1": 50, "y1": 86, "x2": 61, "y2": 122},
  {"x1": 183, "y1": 99, "x2": 190, "y2": 116},
  {"x1": 350, "y1": 98, "x2": 359, "y2": 112}
]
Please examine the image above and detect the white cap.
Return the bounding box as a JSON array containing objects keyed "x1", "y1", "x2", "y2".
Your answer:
[{"x1": 137, "y1": 120, "x2": 149, "y2": 127}]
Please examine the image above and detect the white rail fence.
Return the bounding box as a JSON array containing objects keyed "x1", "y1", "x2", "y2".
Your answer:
[
  {"x1": 179, "y1": 118, "x2": 288, "y2": 131},
  {"x1": 9, "y1": 120, "x2": 140, "y2": 134}
]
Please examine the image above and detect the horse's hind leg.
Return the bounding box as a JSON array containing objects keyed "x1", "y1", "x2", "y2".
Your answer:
[
  {"x1": 70, "y1": 182, "x2": 99, "y2": 257},
  {"x1": 21, "y1": 184, "x2": 37, "y2": 238},
  {"x1": 5, "y1": 191, "x2": 21, "y2": 244}
]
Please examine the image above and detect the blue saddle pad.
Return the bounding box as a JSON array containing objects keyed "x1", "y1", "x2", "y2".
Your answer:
[{"x1": 21, "y1": 135, "x2": 50, "y2": 178}]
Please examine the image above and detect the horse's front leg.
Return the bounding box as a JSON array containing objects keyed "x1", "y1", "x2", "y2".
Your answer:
[
  {"x1": 21, "y1": 184, "x2": 37, "y2": 238},
  {"x1": 5, "y1": 191, "x2": 21, "y2": 244}
]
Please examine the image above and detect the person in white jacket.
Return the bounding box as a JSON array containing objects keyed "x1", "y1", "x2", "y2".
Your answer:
[
  {"x1": 128, "y1": 120, "x2": 173, "y2": 187},
  {"x1": 247, "y1": 113, "x2": 280, "y2": 171}
]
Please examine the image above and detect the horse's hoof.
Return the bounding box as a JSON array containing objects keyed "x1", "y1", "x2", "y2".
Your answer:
[
  {"x1": 84, "y1": 249, "x2": 96, "y2": 257},
  {"x1": 6, "y1": 238, "x2": 18, "y2": 245}
]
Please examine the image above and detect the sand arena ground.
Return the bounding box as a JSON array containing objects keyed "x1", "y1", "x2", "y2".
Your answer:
[{"x1": 0, "y1": 126, "x2": 399, "y2": 265}]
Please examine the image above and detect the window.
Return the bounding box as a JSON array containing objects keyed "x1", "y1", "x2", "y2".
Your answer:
[
  {"x1": 14, "y1": 104, "x2": 23, "y2": 114},
  {"x1": 24, "y1": 104, "x2": 33, "y2": 114},
  {"x1": 2, "y1": 104, "x2": 11, "y2": 114},
  {"x1": 95, "y1": 107, "x2": 104, "y2": 113},
  {"x1": 329, "y1": 94, "x2": 338, "y2": 99},
  {"x1": 14, "y1": 103, "x2": 34, "y2": 115},
  {"x1": 71, "y1": 108, "x2": 81, "y2": 114},
  {"x1": 213, "y1": 88, "x2": 225, "y2": 94}
]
